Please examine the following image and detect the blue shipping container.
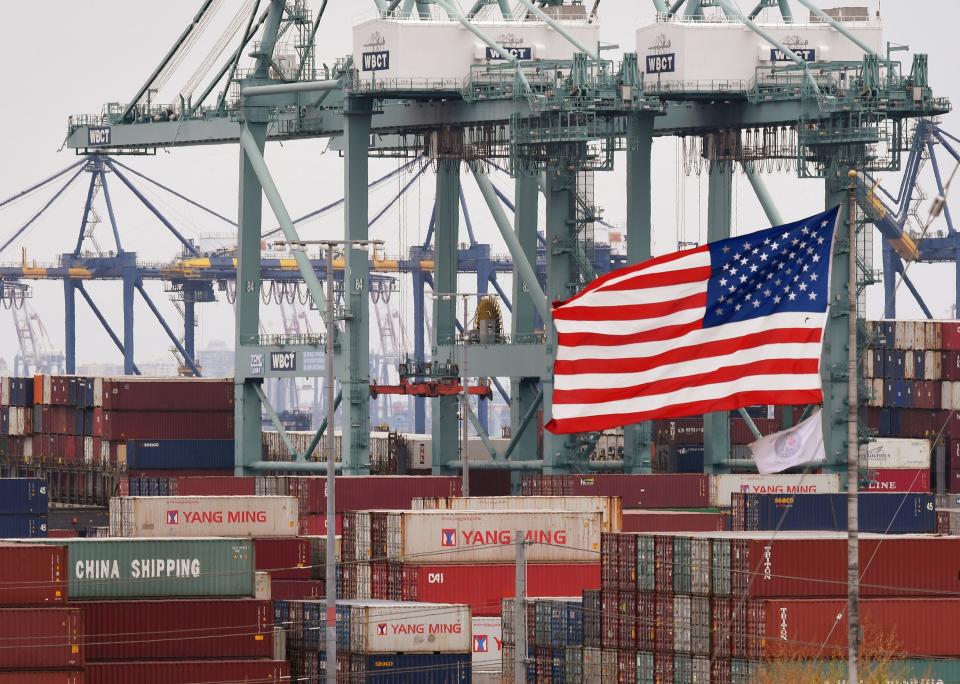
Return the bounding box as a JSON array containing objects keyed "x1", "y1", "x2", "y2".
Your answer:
[
  {"x1": 126, "y1": 439, "x2": 235, "y2": 471},
  {"x1": 0, "y1": 478, "x2": 48, "y2": 514},
  {"x1": 739, "y1": 493, "x2": 936, "y2": 533},
  {"x1": 351, "y1": 653, "x2": 471, "y2": 683},
  {"x1": 0, "y1": 514, "x2": 47, "y2": 537}
]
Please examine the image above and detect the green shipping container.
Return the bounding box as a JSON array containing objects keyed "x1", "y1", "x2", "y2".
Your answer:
[
  {"x1": 28, "y1": 538, "x2": 255, "y2": 599},
  {"x1": 797, "y1": 658, "x2": 960, "y2": 683}
]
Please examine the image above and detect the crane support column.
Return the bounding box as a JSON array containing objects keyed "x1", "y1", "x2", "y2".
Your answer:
[
  {"x1": 512, "y1": 172, "x2": 541, "y2": 488},
  {"x1": 882, "y1": 241, "x2": 898, "y2": 318},
  {"x1": 412, "y1": 267, "x2": 427, "y2": 433},
  {"x1": 121, "y1": 253, "x2": 137, "y2": 376},
  {"x1": 64, "y1": 280, "x2": 76, "y2": 375},
  {"x1": 234, "y1": 119, "x2": 268, "y2": 474},
  {"x1": 341, "y1": 98, "x2": 373, "y2": 475},
  {"x1": 704, "y1": 160, "x2": 733, "y2": 474},
  {"x1": 624, "y1": 114, "x2": 655, "y2": 473},
  {"x1": 542, "y1": 166, "x2": 580, "y2": 473},
  {"x1": 184, "y1": 295, "x2": 197, "y2": 373},
  {"x1": 431, "y1": 158, "x2": 461, "y2": 474},
  {"x1": 824, "y1": 165, "x2": 853, "y2": 482}
]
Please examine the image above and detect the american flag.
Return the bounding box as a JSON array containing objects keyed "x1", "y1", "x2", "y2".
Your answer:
[{"x1": 545, "y1": 207, "x2": 839, "y2": 435}]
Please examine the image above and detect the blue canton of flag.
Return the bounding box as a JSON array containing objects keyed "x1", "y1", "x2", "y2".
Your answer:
[{"x1": 705, "y1": 206, "x2": 838, "y2": 327}]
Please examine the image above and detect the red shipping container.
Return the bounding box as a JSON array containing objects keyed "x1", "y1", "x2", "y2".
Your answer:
[
  {"x1": 654, "y1": 592, "x2": 674, "y2": 652},
  {"x1": 287, "y1": 475, "x2": 461, "y2": 513},
  {"x1": 0, "y1": 608, "x2": 84, "y2": 669},
  {"x1": 753, "y1": 598, "x2": 960, "y2": 658},
  {"x1": 81, "y1": 600, "x2": 273, "y2": 660},
  {"x1": 636, "y1": 592, "x2": 656, "y2": 652},
  {"x1": 527, "y1": 474, "x2": 710, "y2": 508},
  {"x1": 101, "y1": 378, "x2": 233, "y2": 412},
  {"x1": 407, "y1": 563, "x2": 600, "y2": 616},
  {"x1": 85, "y1": 660, "x2": 289, "y2": 684},
  {"x1": 254, "y1": 537, "x2": 311, "y2": 579},
  {"x1": 860, "y1": 468, "x2": 931, "y2": 492},
  {"x1": 942, "y1": 351, "x2": 960, "y2": 381},
  {"x1": 175, "y1": 476, "x2": 257, "y2": 496},
  {"x1": 0, "y1": 673, "x2": 83, "y2": 684},
  {"x1": 0, "y1": 543, "x2": 67, "y2": 605},
  {"x1": 102, "y1": 411, "x2": 233, "y2": 440},
  {"x1": 942, "y1": 321, "x2": 960, "y2": 351},
  {"x1": 299, "y1": 513, "x2": 344, "y2": 536},
  {"x1": 271, "y1": 579, "x2": 325, "y2": 600},
  {"x1": 618, "y1": 649, "x2": 637, "y2": 683},
  {"x1": 623, "y1": 510, "x2": 729, "y2": 533},
  {"x1": 617, "y1": 590, "x2": 636, "y2": 650},
  {"x1": 601, "y1": 590, "x2": 618, "y2": 647},
  {"x1": 948, "y1": 439, "x2": 960, "y2": 469},
  {"x1": 731, "y1": 534, "x2": 960, "y2": 598}
]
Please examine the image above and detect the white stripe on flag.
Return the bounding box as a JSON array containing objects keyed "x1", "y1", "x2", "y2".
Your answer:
[
  {"x1": 554, "y1": 306, "x2": 705, "y2": 336},
  {"x1": 562, "y1": 279, "x2": 708, "y2": 309},
  {"x1": 593, "y1": 249, "x2": 711, "y2": 291}
]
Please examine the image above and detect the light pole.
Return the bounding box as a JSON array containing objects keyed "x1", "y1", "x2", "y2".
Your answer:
[{"x1": 281, "y1": 238, "x2": 382, "y2": 684}]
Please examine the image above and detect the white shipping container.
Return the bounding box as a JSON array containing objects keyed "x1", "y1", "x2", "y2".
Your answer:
[
  {"x1": 402, "y1": 434, "x2": 510, "y2": 470},
  {"x1": 926, "y1": 350, "x2": 941, "y2": 380},
  {"x1": 84, "y1": 437, "x2": 94, "y2": 465},
  {"x1": 871, "y1": 379, "x2": 885, "y2": 407},
  {"x1": 944, "y1": 382, "x2": 955, "y2": 412},
  {"x1": 860, "y1": 438, "x2": 931, "y2": 469},
  {"x1": 709, "y1": 474, "x2": 841, "y2": 507},
  {"x1": 412, "y1": 496, "x2": 622, "y2": 533},
  {"x1": 674, "y1": 595, "x2": 691, "y2": 653},
  {"x1": 904, "y1": 351, "x2": 915, "y2": 379},
  {"x1": 348, "y1": 601, "x2": 471, "y2": 654},
  {"x1": 255, "y1": 571, "x2": 271, "y2": 600},
  {"x1": 109, "y1": 496, "x2": 299, "y2": 537},
  {"x1": 864, "y1": 352, "x2": 874, "y2": 379},
  {"x1": 472, "y1": 617, "x2": 503, "y2": 674},
  {"x1": 952, "y1": 383, "x2": 960, "y2": 413},
  {"x1": 384, "y1": 509, "x2": 603, "y2": 563},
  {"x1": 0, "y1": 377, "x2": 8, "y2": 406},
  {"x1": 42, "y1": 375, "x2": 52, "y2": 405}
]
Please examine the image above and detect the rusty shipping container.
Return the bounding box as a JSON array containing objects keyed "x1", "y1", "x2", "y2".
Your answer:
[
  {"x1": 81, "y1": 599, "x2": 273, "y2": 660},
  {"x1": 522, "y1": 474, "x2": 710, "y2": 508},
  {"x1": 412, "y1": 495, "x2": 623, "y2": 532},
  {"x1": 0, "y1": 607, "x2": 84, "y2": 669},
  {"x1": 109, "y1": 496, "x2": 298, "y2": 537},
  {"x1": 84, "y1": 660, "x2": 289, "y2": 684},
  {"x1": 100, "y1": 378, "x2": 233, "y2": 411},
  {"x1": 0, "y1": 542, "x2": 66, "y2": 605}
]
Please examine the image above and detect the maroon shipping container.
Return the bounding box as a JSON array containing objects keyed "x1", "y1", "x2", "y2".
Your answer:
[
  {"x1": 725, "y1": 533, "x2": 960, "y2": 598},
  {"x1": 617, "y1": 590, "x2": 637, "y2": 650},
  {"x1": 407, "y1": 563, "x2": 600, "y2": 616},
  {"x1": 711, "y1": 597, "x2": 732, "y2": 658},
  {"x1": 0, "y1": 673, "x2": 83, "y2": 684},
  {"x1": 299, "y1": 513, "x2": 344, "y2": 536},
  {"x1": 942, "y1": 321, "x2": 960, "y2": 350},
  {"x1": 271, "y1": 580, "x2": 326, "y2": 600},
  {"x1": 85, "y1": 660, "x2": 289, "y2": 684},
  {"x1": 600, "y1": 532, "x2": 618, "y2": 590},
  {"x1": 175, "y1": 476, "x2": 257, "y2": 496},
  {"x1": 0, "y1": 608, "x2": 84, "y2": 669},
  {"x1": 523, "y1": 474, "x2": 710, "y2": 508},
  {"x1": 654, "y1": 592, "x2": 674, "y2": 652},
  {"x1": 101, "y1": 378, "x2": 233, "y2": 411},
  {"x1": 285, "y1": 475, "x2": 462, "y2": 513},
  {"x1": 636, "y1": 592, "x2": 656, "y2": 652},
  {"x1": 254, "y1": 537, "x2": 311, "y2": 579},
  {"x1": 753, "y1": 598, "x2": 960, "y2": 658},
  {"x1": 618, "y1": 649, "x2": 637, "y2": 683},
  {"x1": 622, "y1": 510, "x2": 729, "y2": 533},
  {"x1": 81, "y1": 600, "x2": 273, "y2": 660},
  {"x1": 102, "y1": 411, "x2": 233, "y2": 440},
  {"x1": 601, "y1": 590, "x2": 619, "y2": 647},
  {"x1": 0, "y1": 542, "x2": 67, "y2": 605}
]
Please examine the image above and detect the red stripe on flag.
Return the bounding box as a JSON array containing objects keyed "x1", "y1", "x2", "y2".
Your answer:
[
  {"x1": 554, "y1": 292, "x2": 707, "y2": 322},
  {"x1": 545, "y1": 389, "x2": 824, "y2": 434},
  {"x1": 558, "y1": 320, "x2": 704, "y2": 347},
  {"x1": 554, "y1": 327, "x2": 822, "y2": 375},
  {"x1": 594, "y1": 266, "x2": 712, "y2": 293},
  {"x1": 558, "y1": 244, "x2": 709, "y2": 306},
  {"x1": 552, "y1": 359, "x2": 820, "y2": 405}
]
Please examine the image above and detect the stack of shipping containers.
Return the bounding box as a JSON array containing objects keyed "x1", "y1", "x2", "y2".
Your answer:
[{"x1": 0, "y1": 477, "x2": 48, "y2": 537}]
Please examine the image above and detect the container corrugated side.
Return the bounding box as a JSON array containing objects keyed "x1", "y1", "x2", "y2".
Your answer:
[
  {"x1": 709, "y1": 474, "x2": 840, "y2": 507},
  {"x1": 348, "y1": 601, "x2": 471, "y2": 653},
  {"x1": 736, "y1": 493, "x2": 936, "y2": 533},
  {"x1": 125, "y1": 439, "x2": 234, "y2": 471},
  {"x1": 254, "y1": 537, "x2": 311, "y2": 579},
  {"x1": 81, "y1": 599, "x2": 273, "y2": 660},
  {"x1": 351, "y1": 653, "x2": 471, "y2": 683},
  {"x1": 109, "y1": 496, "x2": 298, "y2": 537},
  {"x1": 26, "y1": 538, "x2": 255, "y2": 599},
  {"x1": 0, "y1": 477, "x2": 48, "y2": 513},
  {"x1": 0, "y1": 513, "x2": 47, "y2": 537},
  {"x1": 472, "y1": 617, "x2": 503, "y2": 673},
  {"x1": 0, "y1": 673, "x2": 84, "y2": 684},
  {"x1": 0, "y1": 607, "x2": 84, "y2": 669},
  {"x1": 860, "y1": 438, "x2": 931, "y2": 468},
  {"x1": 622, "y1": 510, "x2": 729, "y2": 533},
  {"x1": 394, "y1": 509, "x2": 603, "y2": 563},
  {"x1": 101, "y1": 378, "x2": 233, "y2": 411},
  {"x1": 0, "y1": 542, "x2": 66, "y2": 604},
  {"x1": 84, "y1": 660, "x2": 289, "y2": 684},
  {"x1": 412, "y1": 495, "x2": 622, "y2": 532}
]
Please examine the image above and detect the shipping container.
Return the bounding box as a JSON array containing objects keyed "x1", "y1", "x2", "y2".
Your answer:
[
  {"x1": 124, "y1": 439, "x2": 234, "y2": 470},
  {"x1": 349, "y1": 653, "x2": 471, "y2": 683},
  {"x1": 732, "y1": 493, "x2": 936, "y2": 533},
  {"x1": 406, "y1": 563, "x2": 599, "y2": 616},
  {"x1": 372, "y1": 509, "x2": 602, "y2": 563},
  {"x1": 102, "y1": 411, "x2": 233, "y2": 440},
  {"x1": 81, "y1": 599, "x2": 273, "y2": 660},
  {"x1": 860, "y1": 467, "x2": 931, "y2": 493},
  {"x1": 753, "y1": 598, "x2": 960, "y2": 658},
  {"x1": 0, "y1": 673, "x2": 83, "y2": 684},
  {"x1": 412, "y1": 495, "x2": 623, "y2": 532},
  {"x1": 0, "y1": 477, "x2": 48, "y2": 513},
  {"x1": 709, "y1": 474, "x2": 841, "y2": 507},
  {"x1": 22, "y1": 537, "x2": 255, "y2": 598},
  {"x1": 0, "y1": 542, "x2": 66, "y2": 605},
  {"x1": 348, "y1": 600, "x2": 471, "y2": 653},
  {"x1": 0, "y1": 607, "x2": 83, "y2": 669},
  {"x1": 622, "y1": 510, "x2": 729, "y2": 533},
  {"x1": 472, "y1": 616, "x2": 503, "y2": 674},
  {"x1": 255, "y1": 536, "x2": 311, "y2": 580},
  {"x1": 101, "y1": 378, "x2": 233, "y2": 411},
  {"x1": 0, "y1": 513, "x2": 47, "y2": 537},
  {"x1": 109, "y1": 496, "x2": 298, "y2": 537},
  {"x1": 522, "y1": 474, "x2": 710, "y2": 508},
  {"x1": 84, "y1": 660, "x2": 289, "y2": 684},
  {"x1": 860, "y1": 438, "x2": 931, "y2": 469}
]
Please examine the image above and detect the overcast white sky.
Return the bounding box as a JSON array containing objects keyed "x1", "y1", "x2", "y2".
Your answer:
[{"x1": 0, "y1": 0, "x2": 957, "y2": 374}]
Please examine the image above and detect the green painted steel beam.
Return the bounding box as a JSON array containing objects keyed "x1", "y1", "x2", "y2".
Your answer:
[
  {"x1": 744, "y1": 163, "x2": 785, "y2": 226},
  {"x1": 254, "y1": 382, "x2": 303, "y2": 461}
]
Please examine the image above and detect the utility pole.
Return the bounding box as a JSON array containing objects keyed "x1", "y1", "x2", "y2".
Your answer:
[
  {"x1": 461, "y1": 294, "x2": 470, "y2": 497},
  {"x1": 514, "y1": 529, "x2": 528, "y2": 684},
  {"x1": 846, "y1": 170, "x2": 860, "y2": 684},
  {"x1": 324, "y1": 241, "x2": 337, "y2": 684}
]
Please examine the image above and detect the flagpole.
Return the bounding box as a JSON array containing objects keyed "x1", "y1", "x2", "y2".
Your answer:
[{"x1": 846, "y1": 169, "x2": 861, "y2": 683}]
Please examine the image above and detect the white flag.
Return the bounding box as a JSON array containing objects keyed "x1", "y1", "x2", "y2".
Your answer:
[{"x1": 749, "y1": 409, "x2": 826, "y2": 475}]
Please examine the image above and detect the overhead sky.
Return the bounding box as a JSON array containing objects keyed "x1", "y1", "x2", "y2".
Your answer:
[{"x1": 0, "y1": 0, "x2": 957, "y2": 374}]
